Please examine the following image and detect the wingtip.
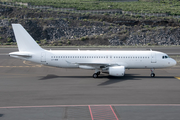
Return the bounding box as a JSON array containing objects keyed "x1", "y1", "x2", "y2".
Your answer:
[{"x1": 12, "y1": 23, "x2": 21, "y2": 26}]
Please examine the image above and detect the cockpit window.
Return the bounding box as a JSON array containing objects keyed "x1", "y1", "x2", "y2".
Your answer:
[{"x1": 162, "y1": 56, "x2": 169, "y2": 59}]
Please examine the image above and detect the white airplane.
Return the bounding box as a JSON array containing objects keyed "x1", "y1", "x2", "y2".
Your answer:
[{"x1": 9, "y1": 24, "x2": 177, "y2": 78}]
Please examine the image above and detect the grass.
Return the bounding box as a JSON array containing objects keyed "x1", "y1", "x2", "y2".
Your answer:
[{"x1": 8, "y1": 0, "x2": 180, "y2": 15}]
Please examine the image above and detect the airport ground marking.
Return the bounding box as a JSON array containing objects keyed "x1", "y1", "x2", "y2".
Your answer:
[
  {"x1": 110, "y1": 105, "x2": 119, "y2": 120},
  {"x1": 89, "y1": 105, "x2": 119, "y2": 120},
  {"x1": 1, "y1": 104, "x2": 180, "y2": 109},
  {"x1": 88, "y1": 105, "x2": 94, "y2": 120},
  {"x1": 23, "y1": 60, "x2": 42, "y2": 67},
  {"x1": 0, "y1": 66, "x2": 40, "y2": 68},
  {"x1": 175, "y1": 77, "x2": 180, "y2": 80}
]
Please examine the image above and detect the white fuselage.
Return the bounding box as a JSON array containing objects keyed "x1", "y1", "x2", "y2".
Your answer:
[{"x1": 21, "y1": 50, "x2": 176, "y2": 69}]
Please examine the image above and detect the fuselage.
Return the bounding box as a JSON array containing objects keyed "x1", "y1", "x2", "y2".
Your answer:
[{"x1": 21, "y1": 50, "x2": 176, "y2": 69}]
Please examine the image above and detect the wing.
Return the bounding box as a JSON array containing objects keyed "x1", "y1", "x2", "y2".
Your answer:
[{"x1": 65, "y1": 60, "x2": 125, "y2": 69}]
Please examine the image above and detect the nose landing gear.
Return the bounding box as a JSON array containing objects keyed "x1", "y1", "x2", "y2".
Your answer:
[{"x1": 150, "y1": 69, "x2": 155, "y2": 77}]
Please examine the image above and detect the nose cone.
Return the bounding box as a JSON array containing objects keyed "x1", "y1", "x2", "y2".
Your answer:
[{"x1": 171, "y1": 59, "x2": 177, "y2": 66}]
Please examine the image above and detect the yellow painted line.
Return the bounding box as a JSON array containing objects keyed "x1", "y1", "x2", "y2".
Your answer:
[
  {"x1": 175, "y1": 77, "x2": 180, "y2": 80},
  {"x1": 0, "y1": 66, "x2": 40, "y2": 68}
]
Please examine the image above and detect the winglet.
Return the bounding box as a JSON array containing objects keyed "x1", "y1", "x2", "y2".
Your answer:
[{"x1": 12, "y1": 24, "x2": 43, "y2": 52}]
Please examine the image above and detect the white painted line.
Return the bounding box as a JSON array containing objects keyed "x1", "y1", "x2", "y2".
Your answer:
[{"x1": 0, "y1": 104, "x2": 180, "y2": 109}]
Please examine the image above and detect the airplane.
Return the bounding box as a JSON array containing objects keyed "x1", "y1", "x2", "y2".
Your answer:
[{"x1": 9, "y1": 24, "x2": 177, "y2": 78}]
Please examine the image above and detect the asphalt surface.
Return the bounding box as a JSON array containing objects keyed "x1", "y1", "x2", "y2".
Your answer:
[{"x1": 0, "y1": 47, "x2": 180, "y2": 120}]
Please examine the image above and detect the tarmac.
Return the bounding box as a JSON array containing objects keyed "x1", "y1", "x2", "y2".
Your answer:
[{"x1": 0, "y1": 47, "x2": 180, "y2": 120}]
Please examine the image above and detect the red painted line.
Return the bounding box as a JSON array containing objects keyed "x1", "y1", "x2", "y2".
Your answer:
[
  {"x1": 88, "y1": 105, "x2": 94, "y2": 120},
  {"x1": 110, "y1": 105, "x2": 119, "y2": 120},
  {"x1": 89, "y1": 105, "x2": 118, "y2": 120}
]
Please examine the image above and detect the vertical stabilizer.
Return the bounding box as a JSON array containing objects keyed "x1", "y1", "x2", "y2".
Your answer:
[{"x1": 12, "y1": 24, "x2": 43, "y2": 52}]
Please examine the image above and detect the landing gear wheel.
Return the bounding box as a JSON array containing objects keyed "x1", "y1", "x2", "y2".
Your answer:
[
  {"x1": 93, "y1": 73, "x2": 98, "y2": 78},
  {"x1": 150, "y1": 69, "x2": 155, "y2": 77},
  {"x1": 151, "y1": 73, "x2": 155, "y2": 77}
]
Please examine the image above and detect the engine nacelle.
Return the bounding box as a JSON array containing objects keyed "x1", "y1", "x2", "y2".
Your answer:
[{"x1": 109, "y1": 66, "x2": 125, "y2": 76}]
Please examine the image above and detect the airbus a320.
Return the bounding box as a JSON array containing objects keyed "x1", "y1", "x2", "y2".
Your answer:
[{"x1": 9, "y1": 24, "x2": 177, "y2": 78}]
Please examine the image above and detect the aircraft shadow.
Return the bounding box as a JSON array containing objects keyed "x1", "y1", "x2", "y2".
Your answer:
[
  {"x1": 39, "y1": 74, "x2": 138, "y2": 80},
  {"x1": 98, "y1": 74, "x2": 140, "y2": 86},
  {"x1": 39, "y1": 74, "x2": 175, "y2": 86},
  {"x1": 98, "y1": 75, "x2": 175, "y2": 86},
  {"x1": 38, "y1": 74, "x2": 92, "y2": 80},
  {"x1": 0, "y1": 114, "x2": 4, "y2": 117}
]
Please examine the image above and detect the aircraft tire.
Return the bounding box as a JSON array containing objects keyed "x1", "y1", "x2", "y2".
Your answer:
[
  {"x1": 151, "y1": 73, "x2": 155, "y2": 77},
  {"x1": 93, "y1": 73, "x2": 98, "y2": 78}
]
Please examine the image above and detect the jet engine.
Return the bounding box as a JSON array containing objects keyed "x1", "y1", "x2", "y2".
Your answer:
[{"x1": 109, "y1": 66, "x2": 125, "y2": 76}]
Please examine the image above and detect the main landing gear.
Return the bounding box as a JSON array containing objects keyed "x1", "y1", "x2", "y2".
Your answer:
[
  {"x1": 150, "y1": 69, "x2": 155, "y2": 77},
  {"x1": 93, "y1": 71, "x2": 100, "y2": 78}
]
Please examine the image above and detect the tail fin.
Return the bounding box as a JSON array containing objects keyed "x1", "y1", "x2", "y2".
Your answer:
[{"x1": 12, "y1": 24, "x2": 43, "y2": 52}]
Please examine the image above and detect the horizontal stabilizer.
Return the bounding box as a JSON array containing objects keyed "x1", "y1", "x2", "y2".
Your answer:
[{"x1": 9, "y1": 52, "x2": 32, "y2": 58}]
